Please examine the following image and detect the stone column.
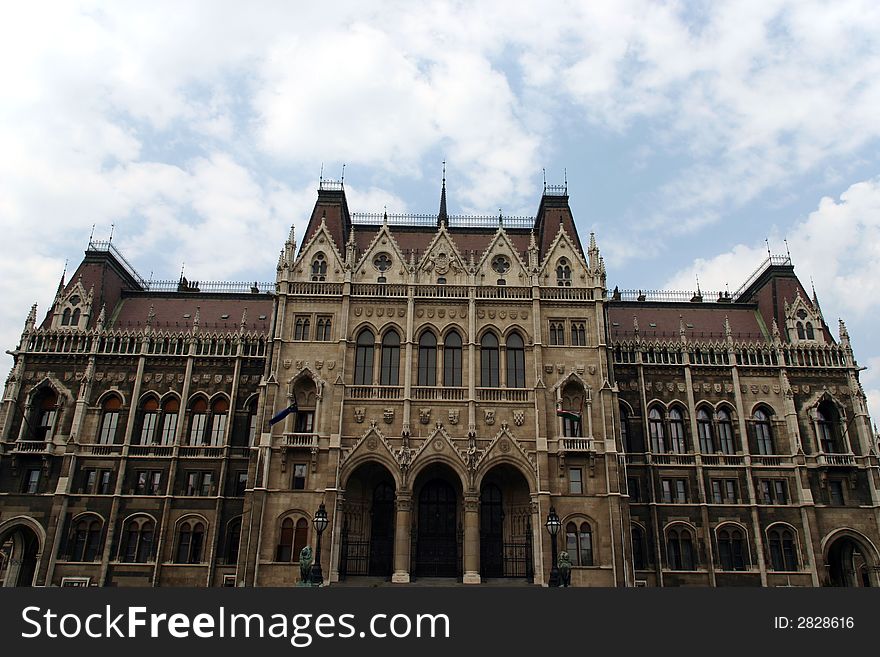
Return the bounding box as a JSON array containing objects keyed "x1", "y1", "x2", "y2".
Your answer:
[
  {"x1": 463, "y1": 493, "x2": 481, "y2": 584},
  {"x1": 392, "y1": 492, "x2": 412, "y2": 583}
]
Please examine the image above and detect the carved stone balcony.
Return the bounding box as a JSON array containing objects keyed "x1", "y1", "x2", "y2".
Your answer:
[
  {"x1": 816, "y1": 453, "x2": 856, "y2": 467},
  {"x1": 128, "y1": 444, "x2": 174, "y2": 457},
  {"x1": 700, "y1": 454, "x2": 744, "y2": 467},
  {"x1": 11, "y1": 440, "x2": 50, "y2": 454},
  {"x1": 281, "y1": 433, "x2": 319, "y2": 449},
  {"x1": 649, "y1": 453, "x2": 697, "y2": 466},
  {"x1": 560, "y1": 437, "x2": 597, "y2": 453},
  {"x1": 346, "y1": 385, "x2": 403, "y2": 400},
  {"x1": 179, "y1": 445, "x2": 225, "y2": 458}
]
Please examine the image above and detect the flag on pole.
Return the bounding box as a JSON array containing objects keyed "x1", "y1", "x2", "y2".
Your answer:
[
  {"x1": 556, "y1": 401, "x2": 581, "y2": 423},
  {"x1": 269, "y1": 400, "x2": 298, "y2": 426}
]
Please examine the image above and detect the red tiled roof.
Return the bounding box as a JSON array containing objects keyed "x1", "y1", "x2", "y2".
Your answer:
[
  {"x1": 111, "y1": 296, "x2": 273, "y2": 334},
  {"x1": 608, "y1": 304, "x2": 767, "y2": 343}
]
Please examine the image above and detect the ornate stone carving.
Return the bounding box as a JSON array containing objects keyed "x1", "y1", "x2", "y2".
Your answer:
[
  {"x1": 383, "y1": 408, "x2": 395, "y2": 424},
  {"x1": 419, "y1": 408, "x2": 431, "y2": 425},
  {"x1": 448, "y1": 409, "x2": 459, "y2": 425},
  {"x1": 513, "y1": 410, "x2": 525, "y2": 426},
  {"x1": 354, "y1": 407, "x2": 365, "y2": 423},
  {"x1": 484, "y1": 409, "x2": 496, "y2": 426}
]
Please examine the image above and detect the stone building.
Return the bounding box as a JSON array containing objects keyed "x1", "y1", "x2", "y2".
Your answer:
[{"x1": 1, "y1": 177, "x2": 878, "y2": 587}]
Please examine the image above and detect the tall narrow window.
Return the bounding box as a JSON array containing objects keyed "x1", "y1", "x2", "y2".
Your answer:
[
  {"x1": 188, "y1": 398, "x2": 208, "y2": 445},
  {"x1": 316, "y1": 316, "x2": 332, "y2": 341},
  {"x1": 480, "y1": 333, "x2": 500, "y2": 387},
  {"x1": 139, "y1": 397, "x2": 159, "y2": 444},
  {"x1": 68, "y1": 518, "x2": 102, "y2": 561},
  {"x1": 98, "y1": 396, "x2": 122, "y2": 445},
  {"x1": 754, "y1": 408, "x2": 774, "y2": 454},
  {"x1": 443, "y1": 331, "x2": 462, "y2": 387},
  {"x1": 717, "y1": 409, "x2": 735, "y2": 454},
  {"x1": 571, "y1": 321, "x2": 587, "y2": 346},
  {"x1": 160, "y1": 398, "x2": 179, "y2": 444},
  {"x1": 619, "y1": 405, "x2": 630, "y2": 452},
  {"x1": 122, "y1": 518, "x2": 154, "y2": 563},
  {"x1": 556, "y1": 258, "x2": 572, "y2": 286},
  {"x1": 71, "y1": 308, "x2": 81, "y2": 325},
  {"x1": 380, "y1": 330, "x2": 400, "y2": 386},
  {"x1": 667, "y1": 527, "x2": 695, "y2": 570},
  {"x1": 506, "y1": 332, "x2": 525, "y2": 388},
  {"x1": 34, "y1": 389, "x2": 57, "y2": 440},
  {"x1": 226, "y1": 519, "x2": 242, "y2": 565},
  {"x1": 294, "y1": 316, "x2": 311, "y2": 341},
  {"x1": 796, "y1": 322, "x2": 805, "y2": 340},
  {"x1": 209, "y1": 398, "x2": 228, "y2": 446},
  {"x1": 768, "y1": 527, "x2": 797, "y2": 571},
  {"x1": 816, "y1": 401, "x2": 840, "y2": 453},
  {"x1": 697, "y1": 408, "x2": 714, "y2": 453},
  {"x1": 805, "y1": 322, "x2": 815, "y2": 340},
  {"x1": 668, "y1": 408, "x2": 686, "y2": 453},
  {"x1": 310, "y1": 252, "x2": 327, "y2": 281},
  {"x1": 549, "y1": 321, "x2": 565, "y2": 345},
  {"x1": 718, "y1": 528, "x2": 747, "y2": 571},
  {"x1": 417, "y1": 331, "x2": 437, "y2": 386},
  {"x1": 62, "y1": 308, "x2": 71, "y2": 326},
  {"x1": 565, "y1": 521, "x2": 593, "y2": 565},
  {"x1": 293, "y1": 518, "x2": 309, "y2": 562},
  {"x1": 175, "y1": 521, "x2": 205, "y2": 564},
  {"x1": 354, "y1": 329, "x2": 374, "y2": 385},
  {"x1": 648, "y1": 407, "x2": 665, "y2": 453},
  {"x1": 277, "y1": 518, "x2": 294, "y2": 561},
  {"x1": 632, "y1": 525, "x2": 646, "y2": 570},
  {"x1": 247, "y1": 400, "x2": 258, "y2": 445}
]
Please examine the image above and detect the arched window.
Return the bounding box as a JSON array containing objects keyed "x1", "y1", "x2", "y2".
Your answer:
[
  {"x1": 697, "y1": 408, "x2": 715, "y2": 453},
  {"x1": 717, "y1": 408, "x2": 735, "y2": 454},
  {"x1": 768, "y1": 527, "x2": 798, "y2": 571},
  {"x1": 380, "y1": 330, "x2": 401, "y2": 386},
  {"x1": 71, "y1": 308, "x2": 81, "y2": 325},
  {"x1": 33, "y1": 389, "x2": 58, "y2": 440},
  {"x1": 188, "y1": 398, "x2": 208, "y2": 445},
  {"x1": 121, "y1": 517, "x2": 154, "y2": 563},
  {"x1": 310, "y1": 252, "x2": 327, "y2": 281},
  {"x1": 549, "y1": 321, "x2": 565, "y2": 345},
  {"x1": 247, "y1": 399, "x2": 259, "y2": 445},
  {"x1": 277, "y1": 518, "x2": 294, "y2": 562},
  {"x1": 67, "y1": 517, "x2": 102, "y2": 562},
  {"x1": 754, "y1": 408, "x2": 774, "y2": 455},
  {"x1": 225, "y1": 519, "x2": 242, "y2": 565},
  {"x1": 666, "y1": 526, "x2": 695, "y2": 570},
  {"x1": 556, "y1": 258, "x2": 572, "y2": 287},
  {"x1": 175, "y1": 520, "x2": 205, "y2": 564},
  {"x1": 294, "y1": 317, "x2": 311, "y2": 341},
  {"x1": 805, "y1": 322, "x2": 815, "y2": 340},
  {"x1": 668, "y1": 407, "x2": 686, "y2": 453},
  {"x1": 816, "y1": 401, "x2": 840, "y2": 453},
  {"x1": 443, "y1": 331, "x2": 462, "y2": 387},
  {"x1": 632, "y1": 525, "x2": 647, "y2": 570},
  {"x1": 61, "y1": 308, "x2": 71, "y2": 326},
  {"x1": 98, "y1": 396, "x2": 122, "y2": 445},
  {"x1": 208, "y1": 398, "x2": 228, "y2": 446},
  {"x1": 565, "y1": 521, "x2": 593, "y2": 566},
  {"x1": 648, "y1": 407, "x2": 665, "y2": 453},
  {"x1": 316, "y1": 316, "x2": 332, "y2": 341},
  {"x1": 796, "y1": 322, "x2": 805, "y2": 340},
  {"x1": 354, "y1": 329, "x2": 375, "y2": 385},
  {"x1": 619, "y1": 404, "x2": 630, "y2": 452},
  {"x1": 417, "y1": 331, "x2": 437, "y2": 387},
  {"x1": 506, "y1": 332, "x2": 525, "y2": 388},
  {"x1": 139, "y1": 397, "x2": 160, "y2": 444},
  {"x1": 717, "y1": 527, "x2": 748, "y2": 571},
  {"x1": 293, "y1": 518, "x2": 309, "y2": 562},
  {"x1": 160, "y1": 398, "x2": 179, "y2": 445},
  {"x1": 480, "y1": 333, "x2": 500, "y2": 387}
]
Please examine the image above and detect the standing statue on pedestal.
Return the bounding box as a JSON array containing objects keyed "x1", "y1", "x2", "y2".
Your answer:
[
  {"x1": 299, "y1": 546, "x2": 314, "y2": 585},
  {"x1": 557, "y1": 551, "x2": 572, "y2": 587}
]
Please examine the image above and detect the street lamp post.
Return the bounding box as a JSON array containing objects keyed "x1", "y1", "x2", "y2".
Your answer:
[
  {"x1": 545, "y1": 506, "x2": 561, "y2": 587},
  {"x1": 311, "y1": 502, "x2": 329, "y2": 586}
]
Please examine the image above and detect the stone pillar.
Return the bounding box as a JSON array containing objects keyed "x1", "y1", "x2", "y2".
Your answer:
[
  {"x1": 463, "y1": 493, "x2": 481, "y2": 584},
  {"x1": 392, "y1": 493, "x2": 412, "y2": 583}
]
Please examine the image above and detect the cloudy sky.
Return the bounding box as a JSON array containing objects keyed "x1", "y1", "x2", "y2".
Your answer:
[{"x1": 2, "y1": 1, "x2": 880, "y2": 420}]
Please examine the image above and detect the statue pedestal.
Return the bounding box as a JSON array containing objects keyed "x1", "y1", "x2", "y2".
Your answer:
[
  {"x1": 392, "y1": 571, "x2": 410, "y2": 583},
  {"x1": 462, "y1": 572, "x2": 481, "y2": 584}
]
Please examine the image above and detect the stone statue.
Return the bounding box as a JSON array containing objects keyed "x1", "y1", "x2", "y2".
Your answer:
[
  {"x1": 299, "y1": 545, "x2": 313, "y2": 584},
  {"x1": 557, "y1": 551, "x2": 572, "y2": 587}
]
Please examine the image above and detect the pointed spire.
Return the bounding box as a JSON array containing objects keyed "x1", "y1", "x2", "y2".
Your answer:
[
  {"x1": 96, "y1": 303, "x2": 106, "y2": 331},
  {"x1": 811, "y1": 278, "x2": 822, "y2": 313},
  {"x1": 724, "y1": 315, "x2": 732, "y2": 340},
  {"x1": 287, "y1": 224, "x2": 296, "y2": 247},
  {"x1": 589, "y1": 231, "x2": 597, "y2": 252},
  {"x1": 839, "y1": 319, "x2": 850, "y2": 345},
  {"x1": 771, "y1": 318, "x2": 781, "y2": 343},
  {"x1": 24, "y1": 303, "x2": 37, "y2": 333},
  {"x1": 146, "y1": 304, "x2": 156, "y2": 331},
  {"x1": 383, "y1": 206, "x2": 388, "y2": 225},
  {"x1": 193, "y1": 306, "x2": 200, "y2": 332},
  {"x1": 598, "y1": 255, "x2": 606, "y2": 277},
  {"x1": 240, "y1": 307, "x2": 248, "y2": 332},
  {"x1": 438, "y1": 160, "x2": 448, "y2": 226}
]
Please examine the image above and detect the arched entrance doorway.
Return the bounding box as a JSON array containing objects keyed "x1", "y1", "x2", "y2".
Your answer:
[
  {"x1": 0, "y1": 523, "x2": 41, "y2": 587},
  {"x1": 339, "y1": 462, "x2": 396, "y2": 579},
  {"x1": 413, "y1": 463, "x2": 462, "y2": 579},
  {"x1": 827, "y1": 534, "x2": 876, "y2": 587},
  {"x1": 479, "y1": 464, "x2": 533, "y2": 580}
]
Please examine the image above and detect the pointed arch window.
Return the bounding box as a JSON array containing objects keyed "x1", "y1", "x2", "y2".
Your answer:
[
  {"x1": 816, "y1": 401, "x2": 840, "y2": 453},
  {"x1": 668, "y1": 407, "x2": 686, "y2": 453},
  {"x1": 443, "y1": 331, "x2": 462, "y2": 387},
  {"x1": 667, "y1": 526, "x2": 695, "y2": 570},
  {"x1": 209, "y1": 398, "x2": 228, "y2": 446},
  {"x1": 277, "y1": 518, "x2": 294, "y2": 562},
  {"x1": 619, "y1": 404, "x2": 631, "y2": 452},
  {"x1": 98, "y1": 396, "x2": 122, "y2": 445},
  {"x1": 717, "y1": 408, "x2": 736, "y2": 454},
  {"x1": 175, "y1": 520, "x2": 205, "y2": 564},
  {"x1": 354, "y1": 329, "x2": 374, "y2": 385},
  {"x1": 768, "y1": 527, "x2": 797, "y2": 571},
  {"x1": 247, "y1": 399, "x2": 259, "y2": 445},
  {"x1": 754, "y1": 408, "x2": 774, "y2": 455},
  {"x1": 557, "y1": 258, "x2": 572, "y2": 287},
  {"x1": 380, "y1": 330, "x2": 401, "y2": 386},
  {"x1": 549, "y1": 321, "x2": 565, "y2": 345},
  {"x1": 293, "y1": 518, "x2": 309, "y2": 562},
  {"x1": 480, "y1": 333, "x2": 500, "y2": 387},
  {"x1": 61, "y1": 308, "x2": 72, "y2": 326},
  {"x1": 632, "y1": 525, "x2": 647, "y2": 570},
  {"x1": 315, "y1": 316, "x2": 332, "y2": 341},
  {"x1": 697, "y1": 408, "x2": 715, "y2": 453},
  {"x1": 506, "y1": 332, "x2": 526, "y2": 388},
  {"x1": 417, "y1": 331, "x2": 437, "y2": 387},
  {"x1": 718, "y1": 527, "x2": 748, "y2": 571},
  {"x1": 805, "y1": 322, "x2": 815, "y2": 340},
  {"x1": 33, "y1": 389, "x2": 58, "y2": 440},
  {"x1": 71, "y1": 308, "x2": 81, "y2": 325},
  {"x1": 160, "y1": 398, "x2": 179, "y2": 445},
  {"x1": 139, "y1": 397, "x2": 160, "y2": 444},
  {"x1": 796, "y1": 321, "x2": 805, "y2": 340},
  {"x1": 121, "y1": 517, "x2": 154, "y2": 563},
  {"x1": 565, "y1": 521, "x2": 593, "y2": 566},
  {"x1": 648, "y1": 407, "x2": 665, "y2": 453},
  {"x1": 225, "y1": 519, "x2": 242, "y2": 565},
  {"x1": 188, "y1": 398, "x2": 209, "y2": 445},
  {"x1": 310, "y1": 252, "x2": 327, "y2": 281},
  {"x1": 294, "y1": 316, "x2": 311, "y2": 341},
  {"x1": 67, "y1": 518, "x2": 102, "y2": 562}
]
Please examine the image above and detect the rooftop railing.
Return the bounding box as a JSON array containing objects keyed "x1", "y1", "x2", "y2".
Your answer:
[{"x1": 350, "y1": 212, "x2": 534, "y2": 229}]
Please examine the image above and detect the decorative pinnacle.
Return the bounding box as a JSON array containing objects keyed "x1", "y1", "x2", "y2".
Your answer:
[
  {"x1": 96, "y1": 303, "x2": 106, "y2": 329},
  {"x1": 589, "y1": 231, "x2": 597, "y2": 251},
  {"x1": 633, "y1": 315, "x2": 639, "y2": 335},
  {"x1": 771, "y1": 318, "x2": 781, "y2": 342},
  {"x1": 146, "y1": 304, "x2": 156, "y2": 328},
  {"x1": 838, "y1": 319, "x2": 850, "y2": 344},
  {"x1": 724, "y1": 315, "x2": 732, "y2": 338},
  {"x1": 193, "y1": 306, "x2": 200, "y2": 330},
  {"x1": 240, "y1": 307, "x2": 248, "y2": 332}
]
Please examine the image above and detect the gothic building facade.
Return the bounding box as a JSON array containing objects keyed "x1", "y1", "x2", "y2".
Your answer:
[{"x1": 1, "y1": 179, "x2": 878, "y2": 587}]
